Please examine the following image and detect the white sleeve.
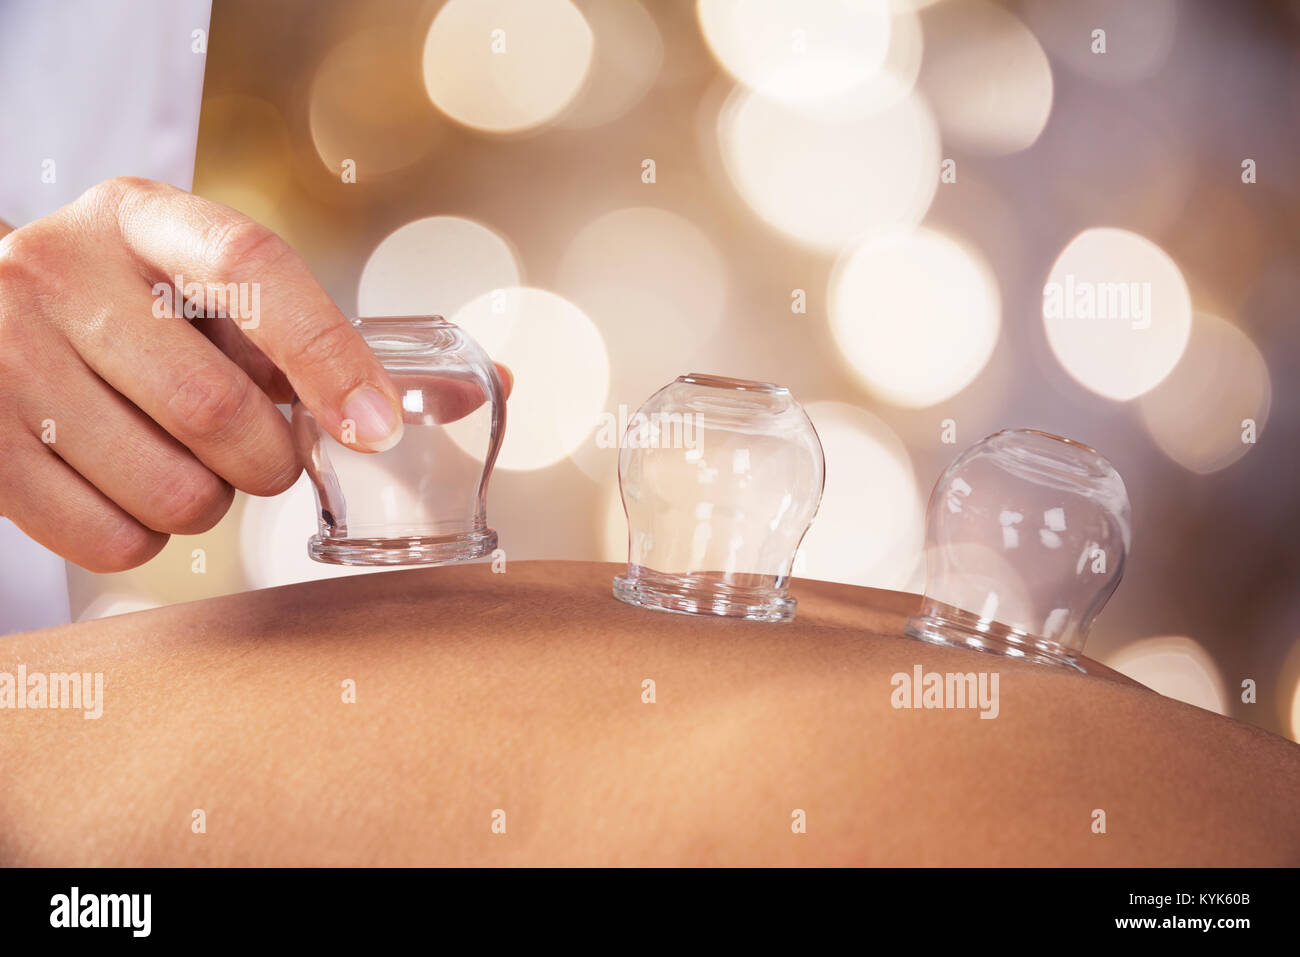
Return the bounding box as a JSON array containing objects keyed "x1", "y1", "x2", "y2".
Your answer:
[
  {"x1": 0, "y1": 0, "x2": 211, "y2": 634},
  {"x1": 0, "y1": 0, "x2": 212, "y2": 226}
]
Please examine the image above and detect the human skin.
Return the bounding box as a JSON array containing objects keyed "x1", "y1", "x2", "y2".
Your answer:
[
  {"x1": 0, "y1": 560, "x2": 1295, "y2": 866},
  {"x1": 0, "y1": 181, "x2": 509, "y2": 574}
]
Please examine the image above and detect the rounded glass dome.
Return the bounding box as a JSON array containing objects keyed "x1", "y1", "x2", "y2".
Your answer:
[
  {"x1": 904, "y1": 429, "x2": 1131, "y2": 669},
  {"x1": 613, "y1": 373, "x2": 825, "y2": 622},
  {"x1": 291, "y1": 315, "x2": 505, "y2": 565}
]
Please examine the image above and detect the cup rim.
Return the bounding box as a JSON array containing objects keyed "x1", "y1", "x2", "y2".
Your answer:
[
  {"x1": 677, "y1": 373, "x2": 788, "y2": 394},
  {"x1": 350, "y1": 314, "x2": 450, "y2": 327}
]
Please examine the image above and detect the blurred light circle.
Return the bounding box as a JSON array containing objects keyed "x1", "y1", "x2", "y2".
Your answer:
[
  {"x1": 422, "y1": 0, "x2": 594, "y2": 133},
  {"x1": 829, "y1": 228, "x2": 1001, "y2": 408},
  {"x1": 1138, "y1": 313, "x2": 1272, "y2": 474},
  {"x1": 193, "y1": 94, "x2": 292, "y2": 233},
  {"x1": 856, "y1": 1, "x2": 923, "y2": 115},
  {"x1": 558, "y1": 0, "x2": 663, "y2": 129},
  {"x1": 309, "y1": 29, "x2": 444, "y2": 177},
  {"x1": 918, "y1": 0, "x2": 1053, "y2": 155},
  {"x1": 1169, "y1": 189, "x2": 1267, "y2": 315},
  {"x1": 1103, "y1": 636, "x2": 1229, "y2": 715},
  {"x1": 193, "y1": 179, "x2": 293, "y2": 243},
  {"x1": 697, "y1": 0, "x2": 891, "y2": 103},
  {"x1": 448, "y1": 288, "x2": 610, "y2": 470},
  {"x1": 923, "y1": 171, "x2": 1026, "y2": 308},
  {"x1": 358, "y1": 216, "x2": 521, "y2": 319},
  {"x1": 555, "y1": 207, "x2": 725, "y2": 382},
  {"x1": 719, "y1": 86, "x2": 939, "y2": 250},
  {"x1": 1042, "y1": 228, "x2": 1192, "y2": 401},
  {"x1": 784, "y1": 1, "x2": 925, "y2": 123},
  {"x1": 195, "y1": 94, "x2": 290, "y2": 200},
  {"x1": 797, "y1": 402, "x2": 923, "y2": 589},
  {"x1": 555, "y1": 206, "x2": 727, "y2": 482},
  {"x1": 1022, "y1": 0, "x2": 1177, "y2": 85}
]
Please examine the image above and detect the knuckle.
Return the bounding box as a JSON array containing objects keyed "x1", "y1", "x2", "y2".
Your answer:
[
  {"x1": 79, "y1": 176, "x2": 151, "y2": 219},
  {"x1": 0, "y1": 224, "x2": 61, "y2": 289},
  {"x1": 0, "y1": 233, "x2": 56, "y2": 370},
  {"x1": 82, "y1": 177, "x2": 129, "y2": 211},
  {"x1": 99, "y1": 174, "x2": 154, "y2": 195},
  {"x1": 75, "y1": 301, "x2": 118, "y2": 353},
  {"x1": 0, "y1": 335, "x2": 31, "y2": 396},
  {"x1": 207, "y1": 218, "x2": 291, "y2": 279},
  {"x1": 151, "y1": 466, "x2": 232, "y2": 533},
  {"x1": 286, "y1": 319, "x2": 361, "y2": 373},
  {"x1": 0, "y1": 274, "x2": 25, "y2": 358},
  {"x1": 165, "y1": 368, "x2": 253, "y2": 438}
]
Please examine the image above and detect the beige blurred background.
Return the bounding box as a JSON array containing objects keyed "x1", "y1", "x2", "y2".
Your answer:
[{"x1": 68, "y1": 0, "x2": 1300, "y2": 741}]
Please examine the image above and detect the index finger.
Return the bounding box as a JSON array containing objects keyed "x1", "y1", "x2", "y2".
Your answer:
[{"x1": 101, "y1": 178, "x2": 404, "y2": 452}]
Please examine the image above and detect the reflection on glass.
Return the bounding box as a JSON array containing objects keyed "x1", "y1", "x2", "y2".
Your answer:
[
  {"x1": 292, "y1": 316, "x2": 505, "y2": 565},
  {"x1": 905, "y1": 429, "x2": 1131, "y2": 670},
  {"x1": 613, "y1": 373, "x2": 824, "y2": 622}
]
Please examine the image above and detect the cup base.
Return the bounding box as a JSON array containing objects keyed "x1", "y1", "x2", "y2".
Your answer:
[
  {"x1": 903, "y1": 608, "x2": 1085, "y2": 672},
  {"x1": 308, "y1": 529, "x2": 497, "y2": 567},
  {"x1": 612, "y1": 566, "x2": 796, "y2": 622}
]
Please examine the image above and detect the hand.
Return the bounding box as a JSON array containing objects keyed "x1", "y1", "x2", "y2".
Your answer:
[{"x1": 0, "y1": 177, "x2": 509, "y2": 572}]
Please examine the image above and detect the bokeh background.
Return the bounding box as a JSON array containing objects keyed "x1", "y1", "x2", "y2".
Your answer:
[{"x1": 68, "y1": 0, "x2": 1300, "y2": 741}]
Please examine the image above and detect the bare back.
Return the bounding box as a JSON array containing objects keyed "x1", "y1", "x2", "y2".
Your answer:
[{"x1": 1, "y1": 561, "x2": 1295, "y2": 866}]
